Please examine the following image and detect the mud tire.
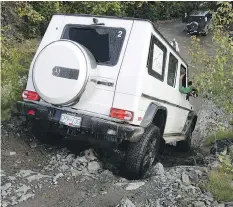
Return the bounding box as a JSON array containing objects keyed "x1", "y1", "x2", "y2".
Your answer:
[{"x1": 125, "y1": 125, "x2": 161, "y2": 179}]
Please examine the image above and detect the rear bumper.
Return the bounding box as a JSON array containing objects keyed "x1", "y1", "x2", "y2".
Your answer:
[
  {"x1": 187, "y1": 29, "x2": 206, "y2": 35},
  {"x1": 17, "y1": 101, "x2": 144, "y2": 143}
]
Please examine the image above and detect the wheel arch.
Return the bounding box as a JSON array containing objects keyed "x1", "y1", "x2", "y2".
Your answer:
[
  {"x1": 140, "y1": 102, "x2": 167, "y2": 135},
  {"x1": 182, "y1": 111, "x2": 198, "y2": 134}
]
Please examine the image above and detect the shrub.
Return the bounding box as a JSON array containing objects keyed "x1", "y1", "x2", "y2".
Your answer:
[
  {"x1": 204, "y1": 130, "x2": 233, "y2": 146},
  {"x1": 1, "y1": 39, "x2": 39, "y2": 120},
  {"x1": 204, "y1": 168, "x2": 233, "y2": 202}
]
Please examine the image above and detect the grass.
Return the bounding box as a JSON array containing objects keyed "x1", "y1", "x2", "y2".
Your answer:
[
  {"x1": 230, "y1": 119, "x2": 233, "y2": 126},
  {"x1": 203, "y1": 130, "x2": 233, "y2": 146},
  {"x1": 203, "y1": 168, "x2": 233, "y2": 202}
]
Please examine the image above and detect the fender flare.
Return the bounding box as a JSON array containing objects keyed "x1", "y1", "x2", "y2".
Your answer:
[
  {"x1": 182, "y1": 111, "x2": 198, "y2": 134},
  {"x1": 140, "y1": 102, "x2": 167, "y2": 131}
]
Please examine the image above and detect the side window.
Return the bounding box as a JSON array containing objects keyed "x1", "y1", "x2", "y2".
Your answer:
[
  {"x1": 147, "y1": 35, "x2": 167, "y2": 81},
  {"x1": 167, "y1": 53, "x2": 178, "y2": 87},
  {"x1": 180, "y1": 65, "x2": 187, "y2": 87}
]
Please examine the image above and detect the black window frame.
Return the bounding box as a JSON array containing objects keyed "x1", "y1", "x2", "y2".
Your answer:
[
  {"x1": 61, "y1": 24, "x2": 126, "y2": 67},
  {"x1": 167, "y1": 52, "x2": 178, "y2": 88},
  {"x1": 147, "y1": 35, "x2": 167, "y2": 81}
]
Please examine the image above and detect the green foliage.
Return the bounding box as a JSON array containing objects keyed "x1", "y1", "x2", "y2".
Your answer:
[
  {"x1": 1, "y1": 1, "x2": 209, "y2": 38},
  {"x1": 230, "y1": 119, "x2": 233, "y2": 125},
  {"x1": 204, "y1": 168, "x2": 233, "y2": 202},
  {"x1": 189, "y1": 2, "x2": 233, "y2": 115},
  {"x1": 204, "y1": 130, "x2": 233, "y2": 146},
  {"x1": 218, "y1": 148, "x2": 233, "y2": 173},
  {"x1": 1, "y1": 39, "x2": 39, "y2": 120}
]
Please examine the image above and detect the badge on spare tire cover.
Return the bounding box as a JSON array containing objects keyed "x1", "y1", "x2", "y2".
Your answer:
[{"x1": 52, "y1": 66, "x2": 79, "y2": 80}]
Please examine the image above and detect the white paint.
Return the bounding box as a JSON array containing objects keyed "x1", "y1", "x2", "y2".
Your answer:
[{"x1": 25, "y1": 15, "x2": 194, "y2": 140}]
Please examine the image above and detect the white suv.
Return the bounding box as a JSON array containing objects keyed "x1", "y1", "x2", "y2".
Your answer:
[{"x1": 17, "y1": 14, "x2": 198, "y2": 179}]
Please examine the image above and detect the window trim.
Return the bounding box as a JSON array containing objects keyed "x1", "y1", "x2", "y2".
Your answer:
[
  {"x1": 167, "y1": 52, "x2": 178, "y2": 88},
  {"x1": 180, "y1": 64, "x2": 188, "y2": 88},
  {"x1": 147, "y1": 35, "x2": 167, "y2": 81},
  {"x1": 60, "y1": 24, "x2": 126, "y2": 67}
]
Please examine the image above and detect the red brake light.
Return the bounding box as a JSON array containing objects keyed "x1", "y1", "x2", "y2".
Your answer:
[
  {"x1": 27, "y1": 109, "x2": 36, "y2": 115},
  {"x1": 22, "y1": 90, "x2": 40, "y2": 101},
  {"x1": 110, "y1": 108, "x2": 134, "y2": 121}
]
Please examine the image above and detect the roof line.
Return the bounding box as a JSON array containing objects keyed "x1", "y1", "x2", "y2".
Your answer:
[{"x1": 54, "y1": 13, "x2": 188, "y2": 66}]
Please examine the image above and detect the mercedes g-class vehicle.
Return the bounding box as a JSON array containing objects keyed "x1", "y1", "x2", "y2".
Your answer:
[
  {"x1": 17, "y1": 14, "x2": 198, "y2": 179},
  {"x1": 183, "y1": 10, "x2": 212, "y2": 35}
]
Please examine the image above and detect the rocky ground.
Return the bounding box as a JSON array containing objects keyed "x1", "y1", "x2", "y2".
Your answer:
[
  {"x1": 1, "y1": 19, "x2": 233, "y2": 207},
  {"x1": 1, "y1": 100, "x2": 232, "y2": 207}
]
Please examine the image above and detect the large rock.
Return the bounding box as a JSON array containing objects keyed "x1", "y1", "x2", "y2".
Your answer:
[
  {"x1": 194, "y1": 201, "x2": 206, "y2": 207},
  {"x1": 154, "y1": 163, "x2": 165, "y2": 176},
  {"x1": 144, "y1": 162, "x2": 165, "y2": 178},
  {"x1": 1, "y1": 183, "x2": 11, "y2": 191},
  {"x1": 16, "y1": 184, "x2": 30, "y2": 197},
  {"x1": 182, "y1": 172, "x2": 190, "y2": 186},
  {"x1": 85, "y1": 149, "x2": 97, "y2": 161},
  {"x1": 116, "y1": 198, "x2": 136, "y2": 207},
  {"x1": 215, "y1": 204, "x2": 225, "y2": 207},
  {"x1": 53, "y1": 173, "x2": 64, "y2": 185},
  {"x1": 210, "y1": 161, "x2": 221, "y2": 170},
  {"x1": 125, "y1": 182, "x2": 145, "y2": 191},
  {"x1": 87, "y1": 161, "x2": 101, "y2": 174}
]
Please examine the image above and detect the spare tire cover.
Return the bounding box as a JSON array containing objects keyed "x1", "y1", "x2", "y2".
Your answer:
[
  {"x1": 32, "y1": 40, "x2": 89, "y2": 105},
  {"x1": 187, "y1": 21, "x2": 198, "y2": 31}
]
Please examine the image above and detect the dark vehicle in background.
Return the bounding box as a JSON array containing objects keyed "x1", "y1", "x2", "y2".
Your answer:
[{"x1": 182, "y1": 11, "x2": 212, "y2": 36}]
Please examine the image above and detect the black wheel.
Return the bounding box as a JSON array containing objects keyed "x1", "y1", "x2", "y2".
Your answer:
[
  {"x1": 159, "y1": 138, "x2": 166, "y2": 153},
  {"x1": 125, "y1": 125, "x2": 161, "y2": 180},
  {"x1": 31, "y1": 119, "x2": 62, "y2": 144},
  {"x1": 176, "y1": 121, "x2": 193, "y2": 152}
]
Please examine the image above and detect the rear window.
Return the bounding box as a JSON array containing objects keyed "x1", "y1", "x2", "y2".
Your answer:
[
  {"x1": 62, "y1": 25, "x2": 126, "y2": 66},
  {"x1": 187, "y1": 16, "x2": 203, "y2": 23}
]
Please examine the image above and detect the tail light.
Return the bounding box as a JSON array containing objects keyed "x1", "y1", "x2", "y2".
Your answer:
[
  {"x1": 22, "y1": 90, "x2": 40, "y2": 101},
  {"x1": 27, "y1": 109, "x2": 36, "y2": 115},
  {"x1": 110, "y1": 108, "x2": 134, "y2": 121}
]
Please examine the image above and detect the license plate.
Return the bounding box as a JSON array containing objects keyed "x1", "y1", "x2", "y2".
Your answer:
[{"x1": 60, "y1": 114, "x2": 82, "y2": 128}]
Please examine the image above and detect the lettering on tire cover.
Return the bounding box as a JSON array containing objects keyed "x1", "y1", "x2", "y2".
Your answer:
[{"x1": 52, "y1": 66, "x2": 79, "y2": 80}]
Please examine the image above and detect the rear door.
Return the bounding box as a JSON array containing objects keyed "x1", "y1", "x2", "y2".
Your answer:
[{"x1": 61, "y1": 16, "x2": 134, "y2": 116}]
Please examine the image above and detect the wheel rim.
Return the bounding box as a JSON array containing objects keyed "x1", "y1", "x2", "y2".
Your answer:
[{"x1": 142, "y1": 137, "x2": 158, "y2": 173}]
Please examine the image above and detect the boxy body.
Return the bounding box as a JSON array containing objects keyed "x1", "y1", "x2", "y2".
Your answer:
[
  {"x1": 19, "y1": 14, "x2": 197, "y2": 179},
  {"x1": 25, "y1": 14, "x2": 193, "y2": 135}
]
